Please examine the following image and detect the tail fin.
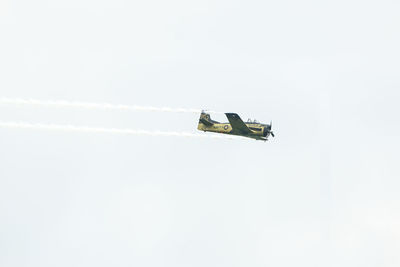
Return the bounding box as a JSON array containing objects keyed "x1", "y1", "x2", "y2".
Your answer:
[
  {"x1": 198, "y1": 111, "x2": 214, "y2": 126},
  {"x1": 198, "y1": 111, "x2": 220, "y2": 129}
]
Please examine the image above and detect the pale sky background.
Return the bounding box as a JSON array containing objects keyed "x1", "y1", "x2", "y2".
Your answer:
[{"x1": 1, "y1": 0, "x2": 400, "y2": 266}]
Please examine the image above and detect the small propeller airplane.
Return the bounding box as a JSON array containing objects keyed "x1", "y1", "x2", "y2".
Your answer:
[{"x1": 197, "y1": 111, "x2": 275, "y2": 141}]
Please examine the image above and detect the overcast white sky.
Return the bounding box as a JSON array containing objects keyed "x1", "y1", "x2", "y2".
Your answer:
[{"x1": 1, "y1": 0, "x2": 400, "y2": 266}]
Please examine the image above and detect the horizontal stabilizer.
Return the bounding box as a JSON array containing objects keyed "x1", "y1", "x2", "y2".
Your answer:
[
  {"x1": 198, "y1": 112, "x2": 218, "y2": 126},
  {"x1": 200, "y1": 117, "x2": 214, "y2": 126}
]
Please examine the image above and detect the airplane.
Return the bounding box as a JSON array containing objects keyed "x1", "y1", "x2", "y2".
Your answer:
[{"x1": 197, "y1": 111, "x2": 275, "y2": 141}]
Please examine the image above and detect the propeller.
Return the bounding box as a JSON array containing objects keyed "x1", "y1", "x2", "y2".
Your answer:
[{"x1": 269, "y1": 121, "x2": 275, "y2": 137}]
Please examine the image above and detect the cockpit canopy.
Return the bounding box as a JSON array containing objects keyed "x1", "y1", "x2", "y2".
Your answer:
[{"x1": 247, "y1": 118, "x2": 259, "y2": 123}]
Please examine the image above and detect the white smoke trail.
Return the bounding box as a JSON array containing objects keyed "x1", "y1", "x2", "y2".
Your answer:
[
  {"x1": 0, "y1": 97, "x2": 223, "y2": 114},
  {"x1": 0, "y1": 121, "x2": 240, "y2": 139}
]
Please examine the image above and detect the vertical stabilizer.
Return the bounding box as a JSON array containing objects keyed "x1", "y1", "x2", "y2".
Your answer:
[{"x1": 198, "y1": 111, "x2": 219, "y2": 131}]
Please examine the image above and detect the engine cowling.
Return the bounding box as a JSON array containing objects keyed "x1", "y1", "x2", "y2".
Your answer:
[{"x1": 263, "y1": 126, "x2": 269, "y2": 137}]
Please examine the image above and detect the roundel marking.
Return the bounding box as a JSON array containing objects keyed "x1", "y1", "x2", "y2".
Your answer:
[{"x1": 224, "y1": 125, "x2": 229, "y2": 130}]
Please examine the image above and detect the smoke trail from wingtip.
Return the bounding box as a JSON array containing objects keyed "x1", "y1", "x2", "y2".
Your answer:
[
  {"x1": 0, "y1": 121, "x2": 240, "y2": 139},
  {"x1": 0, "y1": 97, "x2": 224, "y2": 114}
]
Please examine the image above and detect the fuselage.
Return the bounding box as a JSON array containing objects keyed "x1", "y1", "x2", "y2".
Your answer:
[{"x1": 198, "y1": 122, "x2": 270, "y2": 140}]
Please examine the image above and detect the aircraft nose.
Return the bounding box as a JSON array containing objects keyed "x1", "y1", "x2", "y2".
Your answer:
[
  {"x1": 268, "y1": 123, "x2": 275, "y2": 137},
  {"x1": 263, "y1": 124, "x2": 274, "y2": 137}
]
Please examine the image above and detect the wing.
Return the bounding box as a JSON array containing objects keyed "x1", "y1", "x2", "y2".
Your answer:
[{"x1": 225, "y1": 113, "x2": 252, "y2": 134}]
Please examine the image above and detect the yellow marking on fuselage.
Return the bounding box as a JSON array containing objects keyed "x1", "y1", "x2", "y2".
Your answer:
[
  {"x1": 198, "y1": 122, "x2": 265, "y2": 137},
  {"x1": 198, "y1": 123, "x2": 232, "y2": 133}
]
